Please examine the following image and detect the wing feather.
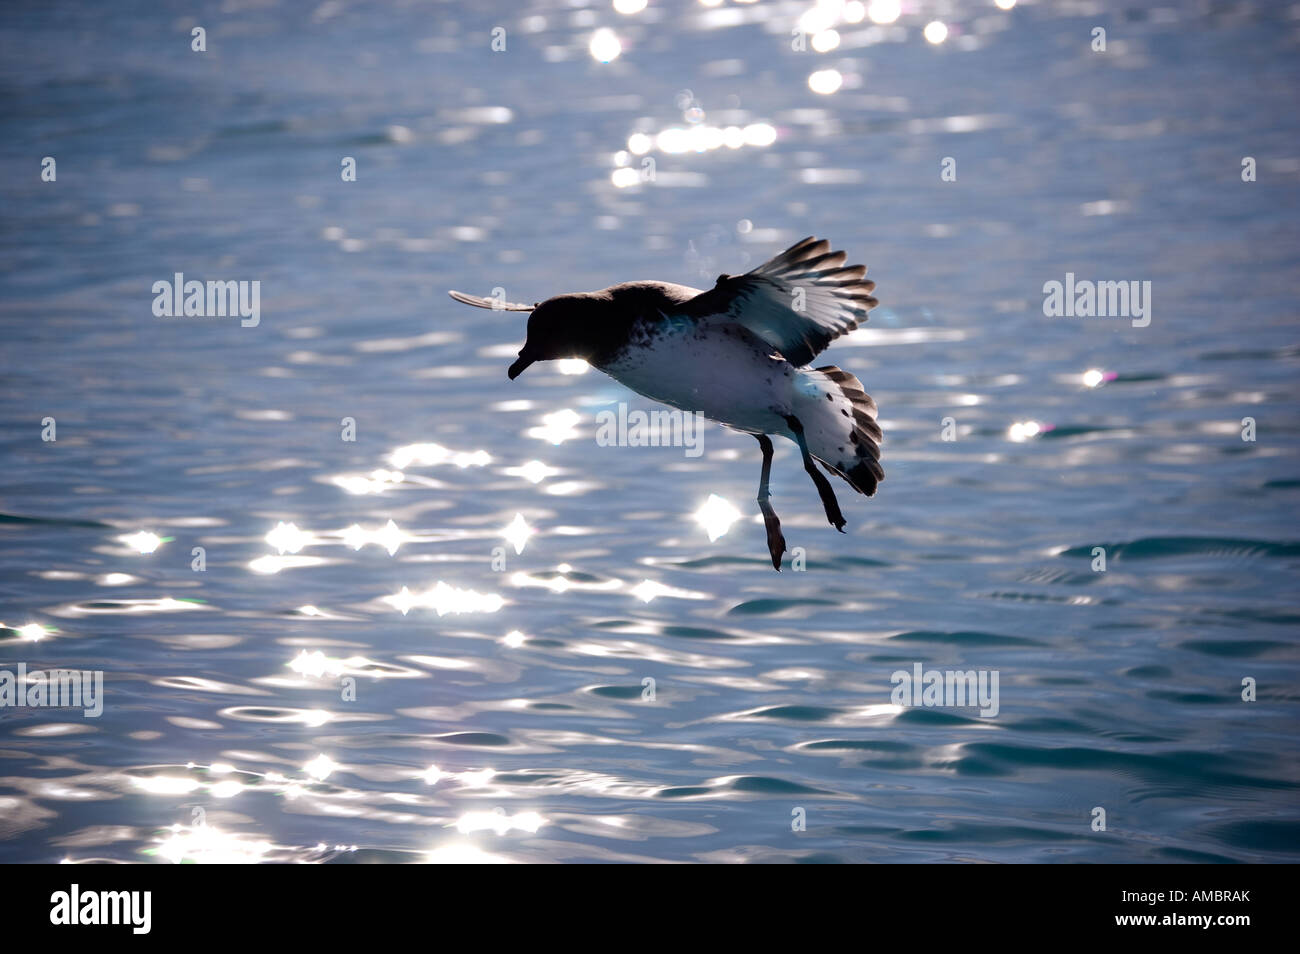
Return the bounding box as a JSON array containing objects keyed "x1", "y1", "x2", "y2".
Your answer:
[
  {"x1": 448, "y1": 290, "x2": 535, "y2": 312},
  {"x1": 679, "y1": 236, "x2": 877, "y2": 366}
]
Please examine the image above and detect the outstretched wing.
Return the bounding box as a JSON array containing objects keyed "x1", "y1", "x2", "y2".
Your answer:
[
  {"x1": 448, "y1": 290, "x2": 535, "y2": 312},
  {"x1": 680, "y1": 236, "x2": 877, "y2": 366}
]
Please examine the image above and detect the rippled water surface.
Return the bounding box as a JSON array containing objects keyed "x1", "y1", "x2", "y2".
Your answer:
[{"x1": 2, "y1": 0, "x2": 1299, "y2": 863}]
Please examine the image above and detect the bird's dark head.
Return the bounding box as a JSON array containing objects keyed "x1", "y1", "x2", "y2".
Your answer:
[{"x1": 508, "y1": 293, "x2": 611, "y2": 379}]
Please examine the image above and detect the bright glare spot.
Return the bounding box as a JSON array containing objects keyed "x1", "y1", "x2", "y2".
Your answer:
[
  {"x1": 303, "y1": 754, "x2": 338, "y2": 781},
  {"x1": 611, "y1": 167, "x2": 641, "y2": 189},
  {"x1": 844, "y1": 1, "x2": 866, "y2": 23},
  {"x1": 502, "y1": 513, "x2": 534, "y2": 555},
  {"x1": 809, "y1": 69, "x2": 843, "y2": 95},
  {"x1": 924, "y1": 20, "x2": 949, "y2": 44},
  {"x1": 659, "y1": 127, "x2": 692, "y2": 152},
  {"x1": 17, "y1": 623, "x2": 48, "y2": 642},
  {"x1": 642, "y1": 123, "x2": 773, "y2": 156},
  {"x1": 589, "y1": 28, "x2": 621, "y2": 62},
  {"x1": 385, "y1": 586, "x2": 414, "y2": 616},
  {"x1": 512, "y1": 571, "x2": 569, "y2": 595},
  {"x1": 210, "y1": 780, "x2": 243, "y2": 799},
  {"x1": 156, "y1": 825, "x2": 272, "y2": 864},
  {"x1": 1008, "y1": 420, "x2": 1043, "y2": 442},
  {"x1": 515, "y1": 460, "x2": 555, "y2": 484},
  {"x1": 657, "y1": 127, "x2": 688, "y2": 153},
  {"x1": 266, "y1": 521, "x2": 311, "y2": 555},
  {"x1": 302, "y1": 709, "x2": 332, "y2": 728},
  {"x1": 503, "y1": 630, "x2": 527, "y2": 648},
  {"x1": 799, "y1": 7, "x2": 835, "y2": 34},
  {"x1": 531, "y1": 409, "x2": 582, "y2": 444},
  {"x1": 334, "y1": 469, "x2": 406, "y2": 494},
  {"x1": 691, "y1": 125, "x2": 723, "y2": 150},
  {"x1": 289, "y1": 649, "x2": 345, "y2": 678},
  {"x1": 342, "y1": 519, "x2": 406, "y2": 555},
  {"x1": 613, "y1": 0, "x2": 647, "y2": 13},
  {"x1": 121, "y1": 531, "x2": 161, "y2": 554},
  {"x1": 454, "y1": 809, "x2": 545, "y2": 836},
  {"x1": 134, "y1": 775, "x2": 201, "y2": 795},
  {"x1": 389, "y1": 443, "x2": 490, "y2": 469},
  {"x1": 627, "y1": 132, "x2": 653, "y2": 155},
  {"x1": 693, "y1": 494, "x2": 743, "y2": 542},
  {"x1": 248, "y1": 554, "x2": 320, "y2": 575},
  {"x1": 1082, "y1": 368, "x2": 1105, "y2": 388},
  {"x1": 868, "y1": 0, "x2": 900, "y2": 24},
  {"x1": 744, "y1": 123, "x2": 777, "y2": 146},
  {"x1": 458, "y1": 768, "x2": 496, "y2": 788},
  {"x1": 996, "y1": 0, "x2": 1016, "y2": 9},
  {"x1": 384, "y1": 582, "x2": 505, "y2": 616},
  {"x1": 425, "y1": 841, "x2": 510, "y2": 864},
  {"x1": 811, "y1": 29, "x2": 841, "y2": 52},
  {"x1": 631, "y1": 579, "x2": 669, "y2": 603},
  {"x1": 421, "y1": 764, "x2": 443, "y2": 785}
]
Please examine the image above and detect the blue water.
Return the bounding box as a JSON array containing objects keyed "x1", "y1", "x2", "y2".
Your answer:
[{"x1": 1, "y1": 0, "x2": 1298, "y2": 863}]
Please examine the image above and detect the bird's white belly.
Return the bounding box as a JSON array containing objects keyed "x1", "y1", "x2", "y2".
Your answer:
[{"x1": 600, "y1": 323, "x2": 794, "y2": 434}]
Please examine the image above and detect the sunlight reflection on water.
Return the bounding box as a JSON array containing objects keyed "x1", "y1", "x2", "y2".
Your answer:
[{"x1": 1, "y1": 0, "x2": 1297, "y2": 866}]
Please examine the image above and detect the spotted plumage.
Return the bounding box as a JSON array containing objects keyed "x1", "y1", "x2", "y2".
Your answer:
[{"x1": 449, "y1": 236, "x2": 883, "y2": 569}]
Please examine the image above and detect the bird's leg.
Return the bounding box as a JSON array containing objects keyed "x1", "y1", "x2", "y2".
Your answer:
[
  {"x1": 755, "y1": 434, "x2": 786, "y2": 570},
  {"x1": 784, "y1": 414, "x2": 846, "y2": 532}
]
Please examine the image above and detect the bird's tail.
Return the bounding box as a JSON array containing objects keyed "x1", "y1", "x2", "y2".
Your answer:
[{"x1": 791, "y1": 365, "x2": 884, "y2": 496}]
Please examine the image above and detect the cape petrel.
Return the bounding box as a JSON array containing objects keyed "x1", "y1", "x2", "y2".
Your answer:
[{"x1": 449, "y1": 236, "x2": 883, "y2": 570}]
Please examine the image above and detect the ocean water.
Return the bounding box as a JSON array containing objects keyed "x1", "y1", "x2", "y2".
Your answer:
[{"x1": 1, "y1": 0, "x2": 1298, "y2": 863}]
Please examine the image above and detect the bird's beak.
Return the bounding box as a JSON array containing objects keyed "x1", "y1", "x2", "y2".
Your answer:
[{"x1": 508, "y1": 353, "x2": 535, "y2": 380}]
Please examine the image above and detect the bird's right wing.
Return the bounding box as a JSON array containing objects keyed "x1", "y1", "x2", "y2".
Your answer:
[
  {"x1": 448, "y1": 290, "x2": 535, "y2": 312},
  {"x1": 679, "y1": 237, "x2": 877, "y2": 366}
]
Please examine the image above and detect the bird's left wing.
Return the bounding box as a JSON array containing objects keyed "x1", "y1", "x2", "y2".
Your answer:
[
  {"x1": 448, "y1": 290, "x2": 535, "y2": 312},
  {"x1": 679, "y1": 236, "x2": 877, "y2": 366}
]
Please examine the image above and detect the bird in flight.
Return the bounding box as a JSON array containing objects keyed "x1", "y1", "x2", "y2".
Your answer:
[{"x1": 449, "y1": 236, "x2": 883, "y2": 570}]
